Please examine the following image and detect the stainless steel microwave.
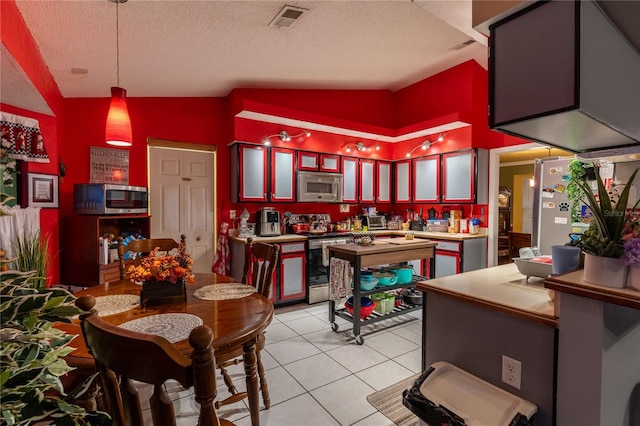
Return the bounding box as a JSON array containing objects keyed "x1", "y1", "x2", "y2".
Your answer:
[
  {"x1": 74, "y1": 183, "x2": 148, "y2": 214},
  {"x1": 297, "y1": 171, "x2": 343, "y2": 203}
]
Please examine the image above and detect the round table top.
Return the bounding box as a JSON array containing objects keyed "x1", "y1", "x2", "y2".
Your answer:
[{"x1": 58, "y1": 273, "x2": 273, "y2": 366}]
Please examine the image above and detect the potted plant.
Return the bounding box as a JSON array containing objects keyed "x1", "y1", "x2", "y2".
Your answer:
[
  {"x1": 574, "y1": 164, "x2": 640, "y2": 287},
  {"x1": 11, "y1": 229, "x2": 50, "y2": 291},
  {"x1": 0, "y1": 260, "x2": 110, "y2": 425}
]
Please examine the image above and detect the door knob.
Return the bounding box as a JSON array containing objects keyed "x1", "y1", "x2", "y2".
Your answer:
[
  {"x1": 182, "y1": 177, "x2": 192, "y2": 181},
  {"x1": 196, "y1": 237, "x2": 201, "y2": 241}
]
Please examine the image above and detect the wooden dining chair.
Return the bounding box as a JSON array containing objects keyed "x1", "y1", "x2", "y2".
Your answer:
[
  {"x1": 508, "y1": 231, "x2": 532, "y2": 261},
  {"x1": 216, "y1": 238, "x2": 280, "y2": 410},
  {"x1": 76, "y1": 295, "x2": 234, "y2": 426},
  {"x1": 118, "y1": 234, "x2": 186, "y2": 279}
]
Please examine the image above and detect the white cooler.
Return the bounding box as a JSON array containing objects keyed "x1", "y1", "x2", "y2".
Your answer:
[{"x1": 403, "y1": 362, "x2": 537, "y2": 426}]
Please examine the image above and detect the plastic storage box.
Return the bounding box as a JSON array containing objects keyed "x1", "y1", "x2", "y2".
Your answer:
[{"x1": 403, "y1": 361, "x2": 536, "y2": 426}]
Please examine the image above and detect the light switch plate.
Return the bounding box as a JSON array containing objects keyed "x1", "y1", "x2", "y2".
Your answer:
[{"x1": 340, "y1": 204, "x2": 349, "y2": 213}]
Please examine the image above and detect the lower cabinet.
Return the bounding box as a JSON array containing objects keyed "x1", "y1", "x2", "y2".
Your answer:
[
  {"x1": 427, "y1": 238, "x2": 487, "y2": 278},
  {"x1": 279, "y1": 243, "x2": 306, "y2": 302}
]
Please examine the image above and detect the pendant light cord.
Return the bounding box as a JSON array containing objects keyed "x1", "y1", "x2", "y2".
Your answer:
[{"x1": 116, "y1": 0, "x2": 120, "y2": 87}]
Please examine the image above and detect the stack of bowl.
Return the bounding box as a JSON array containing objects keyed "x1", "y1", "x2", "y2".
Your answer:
[
  {"x1": 345, "y1": 296, "x2": 376, "y2": 319},
  {"x1": 359, "y1": 270, "x2": 378, "y2": 290}
]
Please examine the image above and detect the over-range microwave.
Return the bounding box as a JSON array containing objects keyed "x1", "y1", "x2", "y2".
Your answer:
[
  {"x1": 74, "y1": 183, "x2": 148, "y2": 215},
  {"x1": 297, "y1": 171, "x2": 343, "y2": 203}
]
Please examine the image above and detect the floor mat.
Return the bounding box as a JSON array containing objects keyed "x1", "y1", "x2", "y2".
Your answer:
[{"x1": 366, "y1": 373, "x2": 420, "y2": 426}]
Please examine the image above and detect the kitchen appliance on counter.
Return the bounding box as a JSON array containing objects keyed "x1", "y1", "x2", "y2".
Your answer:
[
  {"x1": 255, "y1": 208, "x2": 281, "y2": 237},
  {"x1": 74, "y1": 183, "x2": 148, "y2": 215},
  {"x1": 363, "y1": 214, "x2": 386, "y2": 230}
]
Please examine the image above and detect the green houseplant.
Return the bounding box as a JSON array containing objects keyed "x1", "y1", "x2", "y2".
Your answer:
[
  {"x1": 0, "y1": 261, "x2": 110, "y2": 425},
  {"x1": 573, "y1": 164, "x2": 639, "y2": 287},
  {"x1": 11, "y1": 230, "x2": 50, "y2": 291}
]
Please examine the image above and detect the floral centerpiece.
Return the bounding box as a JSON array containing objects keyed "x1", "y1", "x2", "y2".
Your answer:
[
  {"x1": 127, "y1": 242, "x2": 194, "y2": 285},
  {"x1": 127, "y1": 242, "x2": 194, "y2": 305},
  {"x1": 623, "y1": 238, "x2": 640, "y2": 290}
]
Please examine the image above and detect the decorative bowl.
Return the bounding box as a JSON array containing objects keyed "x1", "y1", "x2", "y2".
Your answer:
[
  {"x1": 345, "y1": 300, "x2": 376, "y2": 319},
  {"x1": 352, "y1": 232, "x2": 375, "y2": 246}
]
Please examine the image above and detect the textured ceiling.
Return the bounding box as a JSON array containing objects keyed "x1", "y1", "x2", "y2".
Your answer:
[{"x1": 11, "y1": 0, "x2": 488, "y2": 100}]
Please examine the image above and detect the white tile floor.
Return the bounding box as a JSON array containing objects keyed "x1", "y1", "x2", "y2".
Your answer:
[{"x1": 160, "y1": 302, "x2": 424, "y2": 426}]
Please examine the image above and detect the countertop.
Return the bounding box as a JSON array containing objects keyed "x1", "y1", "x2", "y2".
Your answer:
[
  {"x1": 545, "y1": 269, "x2": 640, "y2": 310},
  {"x1": 229, "y1": 229, "x2": 487, "y2": 244},
  {"x1": 416, "y1": 263, "x2": 557, "y2": 327}
]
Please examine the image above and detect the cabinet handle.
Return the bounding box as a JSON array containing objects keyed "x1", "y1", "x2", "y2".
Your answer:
[{"x1": 182, "y1": 177, "x2": 192, "y2": 181}]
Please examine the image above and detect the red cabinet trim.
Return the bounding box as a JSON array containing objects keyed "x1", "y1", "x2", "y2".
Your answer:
[
  {"x1": 412, "y1": 154, "x2": 440, "y2": 203},
  {"x1": 271, "y1": 147, "x2": 295, "y2": 202},
  {"x1": 376, "y1": 160, "x2": 392, "y2": 203},
  {"x1": 319, "y1": 154, "x2": 340, "y2": 172},
  {"x1": 442, "y1": 150, "x2": 475, "y2": 203},
  {"x1": 238, "y1": 144, "x2": 267, "y2": 202},
  {"x1": 279, "y1": 253, "x2": 306, "y2": 301},
  {"x1": 297, "y1": 151, "x2": 319, "y2": 171},
  {"x1": 394, "y1": 160, "x2": 412, "y2": 203}
]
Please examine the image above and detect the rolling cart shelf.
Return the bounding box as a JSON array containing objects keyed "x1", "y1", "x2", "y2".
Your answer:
[{"x1": 328, "y1": 241, "x2": 436, "y2": 345}]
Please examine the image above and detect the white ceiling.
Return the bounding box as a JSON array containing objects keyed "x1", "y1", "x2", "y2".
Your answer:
[{"x1": 5, "y1": 0, "x2": 488, "y2": 114}]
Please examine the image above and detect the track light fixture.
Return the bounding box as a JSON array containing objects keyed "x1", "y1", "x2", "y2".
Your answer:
[
  {"x1": 262, "y1": 129, "x2": 310, "y2": 145},
  {"x1": 343, "y1": 141, "x2": 370, "y2": 153},
  {"x1": 405, "y1": 133, "x2": 446, "y2": 158}
]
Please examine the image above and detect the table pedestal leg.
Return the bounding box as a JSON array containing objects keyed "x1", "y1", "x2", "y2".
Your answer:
[{"x1": 243, "y1": 338, "x2": 260, "y2": 426}]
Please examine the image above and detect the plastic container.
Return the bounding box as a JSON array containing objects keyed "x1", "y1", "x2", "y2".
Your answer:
[
  {"x1": 403, "y1": 362, "x2": 537, "y2": 426},
  {"x1": 551, "y1": 245, "x2": 581, "y2": 274},
  {"x1": 372, "y1": 293, "x2": 395, "y2": 315}
]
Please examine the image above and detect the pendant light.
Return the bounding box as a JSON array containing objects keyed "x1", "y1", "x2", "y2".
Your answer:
[{"x1": 105, "y1": 0, "x2": 132, "y2": 147}]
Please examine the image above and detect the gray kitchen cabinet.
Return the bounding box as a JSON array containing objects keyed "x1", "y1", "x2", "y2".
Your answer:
[
  {"x1": 413, "y1": 155, "x2": 440, "y2": 203},
  {"x1": 394, "y1": 160, "x2": 411, "y2": 203},
  {"x1": 428, "y1": 238, "x2": 487, "y2": 278}
]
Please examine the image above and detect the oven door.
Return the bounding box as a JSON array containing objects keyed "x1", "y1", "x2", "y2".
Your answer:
[{"x1": 307, "y1": 238, "x2": 347, "y2": 286}]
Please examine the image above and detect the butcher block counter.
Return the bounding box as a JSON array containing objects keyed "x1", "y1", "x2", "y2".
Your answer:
[{"x1": 417, "y1": 263, "x2": 557, "y2": 426}]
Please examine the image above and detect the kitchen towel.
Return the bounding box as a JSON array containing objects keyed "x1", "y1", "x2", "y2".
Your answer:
[
  {"x1": 329, "y1": 257, "x2": 352, "y2": 303},
  {"x1": 322, "y1": 239, "x2": 347, "y2": 266}
]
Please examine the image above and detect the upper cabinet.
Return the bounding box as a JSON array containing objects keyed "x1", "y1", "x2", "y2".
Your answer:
[
  {"x1": 394, "y1": 160, "x2": 412, "y2": 203},
  {"x1": 376, "y1": 161, "x2": 392, "y2": 204},
  {"x1": 359, "y1": 159, "x2": 376, "y2": 203},
  {"x1": 441, "y1": 149, "x2": 488, "y2": 204},
  {"x1": 341, "y1": 156, "x2": 359, "y2": 203},
  {"x1": 232, "y1": 144, "x2": 267, "y2": 202},
  {"x1": 319, "y1": 154, "x2": 340, "y2": 172},
  {"x1": 413, "y1": 155, "x2": 440, "y2": 203},
  {"x1": 297, "y1": 152, "x2": 319, "y2": 171},
  {"x1": 271, "y1": 148, "x2": 295, "y2": 202}
]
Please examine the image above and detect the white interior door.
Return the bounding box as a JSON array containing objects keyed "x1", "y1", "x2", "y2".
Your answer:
[{"x1": 149, "y1": 146, "x2": 215, "y2": 273}]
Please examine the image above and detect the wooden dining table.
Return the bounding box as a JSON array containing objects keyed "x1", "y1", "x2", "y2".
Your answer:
[{"x1": 57, "y1": 273, "x2": 273, "y2": 426}]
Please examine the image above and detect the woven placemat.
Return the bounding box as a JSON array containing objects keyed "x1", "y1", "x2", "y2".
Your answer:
[
  {"x1": 119, "y1": 313, "x2": 203, "y2": 343},
  {"x1": 193, "y1": 283, "x2": 256, "y2": 301},
  {"x1": 367, "y1": 374, "x2": 419, "y2": 426},
  {"x1": 93, "y1": 294, "x2": 140, "y2": 317}
]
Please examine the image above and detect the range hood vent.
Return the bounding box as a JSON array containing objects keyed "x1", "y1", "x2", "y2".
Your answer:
[{"x1": 489, "y1": 0, "x2": 640, "y2": 153}]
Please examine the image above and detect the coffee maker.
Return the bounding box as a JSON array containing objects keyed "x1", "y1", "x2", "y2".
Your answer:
[{"x1": 256, "y1": 208, "x2": 281, "y2": 236}]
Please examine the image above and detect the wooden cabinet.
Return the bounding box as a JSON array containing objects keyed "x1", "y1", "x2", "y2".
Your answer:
[
  {"x1": 413, "y1": 155, "x2": 440, "y2": 203},
  {"x1": 341, "y1": 156, "x2": 359, "y2": 203},
  {"x1": 62, "y1": 215, "x2": 150, "y2": 287},
  {"x1": 376, "y1": 161, "x2": 392, "y2": 203},
  {"x1": 394, "y1": 160, "x2": 411, "y2": 203},
  {"x1": 297, "y1": 151, "x2": 318, "y2": 170},
  {"x1": 319, "y1": 154, "x2": 340, "y2": 172},
  {"x1": 270, "y1": 148, "x2": 295, "y2": 202},
  {"x1": 359, "y1": 159, "x2": 376, "y2": 203}
]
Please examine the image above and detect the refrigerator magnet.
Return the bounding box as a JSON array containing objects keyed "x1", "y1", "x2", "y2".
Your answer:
[
  {"x1": 554, "y1": 217, "x2": 568, "y2": 224},
  {"x1": 542, "y1": 186, "x2": 555, "y2": 198},
  {"x1": 543, "y1": 201, "x2": 555, "y2": 209}
]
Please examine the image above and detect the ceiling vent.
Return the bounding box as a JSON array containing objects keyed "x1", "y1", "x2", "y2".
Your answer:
[{"x1": 269, "y1": 5, "x2": 308, "y2": 28}]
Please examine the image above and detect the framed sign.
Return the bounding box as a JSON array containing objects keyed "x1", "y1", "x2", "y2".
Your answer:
[
  {"x1": 27, "y1": 172, "x2": 58, "y2": 208},
  {"x1": 89, "y1": 146, "x2": 129, "y2": 184}
]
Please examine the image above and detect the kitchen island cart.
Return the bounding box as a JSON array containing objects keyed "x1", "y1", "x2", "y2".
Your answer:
[{"x1": 328, "y1": 239, "x2": 436, "y2": 344}]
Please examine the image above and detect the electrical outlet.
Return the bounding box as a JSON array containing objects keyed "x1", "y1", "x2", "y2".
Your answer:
[
  {"x1": 340, "y1": 204, "x2": 350, "y2": 213},
  {"x1": 502, "y1": 355, "x2": 522, "y2": 389},
  {"x1": 229, "y1": 210, "x2": 236, "y2": 220}
]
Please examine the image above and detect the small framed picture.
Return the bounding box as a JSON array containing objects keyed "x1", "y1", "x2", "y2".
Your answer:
[{"x1": 27, "y1": 173, "x2": 59, "y2": 208}]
